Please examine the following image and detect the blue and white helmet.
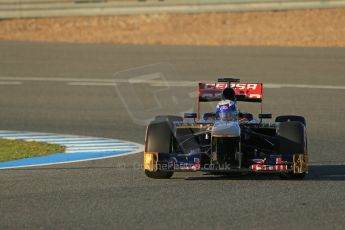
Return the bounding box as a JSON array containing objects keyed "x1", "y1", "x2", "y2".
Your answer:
[{"x1": 216, "y1": 100, "x2": 238, "y2": 121}]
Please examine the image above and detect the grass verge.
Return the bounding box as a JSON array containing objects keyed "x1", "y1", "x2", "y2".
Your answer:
[{"x1": 0, "y1": 139, "x2": 65, "y2": 162}]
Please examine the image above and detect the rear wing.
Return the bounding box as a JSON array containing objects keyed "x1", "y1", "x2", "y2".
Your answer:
[
  {"x1": 198, "y1": 83, "x2": 263, "y2": 102},
  {"x1": 197, "y1": 82, "x2": 263, "y2": 119}
]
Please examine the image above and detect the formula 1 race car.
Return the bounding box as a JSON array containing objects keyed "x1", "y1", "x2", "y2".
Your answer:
[{"x1": 144, "y1": 78, "x2": 308, "y2": 179}]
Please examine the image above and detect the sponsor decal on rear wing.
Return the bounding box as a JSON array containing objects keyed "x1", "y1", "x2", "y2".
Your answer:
[{"x1": 198, "y1": 83, "x2": 263, "y2": 102}]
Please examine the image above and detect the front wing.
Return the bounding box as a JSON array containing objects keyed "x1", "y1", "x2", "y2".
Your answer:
[{"x1": 144, "y1": 151, "x2": 308, "y2": 174}]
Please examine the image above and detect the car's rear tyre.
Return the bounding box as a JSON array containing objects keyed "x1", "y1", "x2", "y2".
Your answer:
[
  {"x1": 277, "y1": 121, "x2": 307, "y2": 180},
  {"x1": 275, "y1": 115, "x2": 306, "y2": 126},
  {"x1": 145, "y1": 115, "x2": 181, "y2": 179}
]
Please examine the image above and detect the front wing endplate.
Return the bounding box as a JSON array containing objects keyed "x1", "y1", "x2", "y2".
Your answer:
[{"x1": 293, "y1": 154, "x2": 308, "y2": 174}]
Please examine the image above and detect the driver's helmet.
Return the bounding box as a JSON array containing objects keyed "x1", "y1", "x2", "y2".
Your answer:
[{"x1": 216, "y1": 100, "x2": 238, "y2": 122}]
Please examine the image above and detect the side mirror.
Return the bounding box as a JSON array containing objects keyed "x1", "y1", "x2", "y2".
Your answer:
[
  {"x1": 184, "y1": 113, "x2": 197, "y2": 119},
  {"x1": 258, "y1": 113, "x2": 272, "y2": 119}
]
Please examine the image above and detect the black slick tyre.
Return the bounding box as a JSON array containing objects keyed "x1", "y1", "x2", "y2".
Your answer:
[
  {"x1": 144, "y1": 116, "x2": 182, "y2": 179},
  {"x1": 277, "y1": 121, "x2": 307, "y2": 180}
]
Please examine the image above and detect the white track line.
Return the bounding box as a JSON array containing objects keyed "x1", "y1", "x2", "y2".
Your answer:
[
  {"x1": 66, "y1": 149, "x2": 136, "y2": 153},
  {"x1": 4, "y1": 137, "x2": 109, "y2": 142},
  {"x1": 67, "y1": 146, "x2": 137, "y2": 150},
  {"x1": 0, "y1": 133, "x2": 56, "y2": 137},
  {"x1": 0, "y1": 76, "x2": 115, "y2": 83},
  {"x1": 1, "y1": 135, "x2": 70, "y2": 139},
  {"x1": 47, "y1": 140, "x2": 123, "y2": 144},
  {"x1": 63, "y1": 143, "x2": 135, "y2": 147},
  {"x1": 265, "y1": 83, "x2": 345, "y2": 90},
  {"x1": 67, "y1": 82, "x2": 117, "y2": 86},
  {"x1": 0, "y1": 76, "x2": 344, "y2": 90},
  {"x1": 0, "y1": 81, "x2": 22, "y2": 85}
]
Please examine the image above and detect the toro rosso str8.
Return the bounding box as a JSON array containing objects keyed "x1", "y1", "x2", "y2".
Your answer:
[{"x1": 144, "y1": 78, "x2": 308, "y2": 179}]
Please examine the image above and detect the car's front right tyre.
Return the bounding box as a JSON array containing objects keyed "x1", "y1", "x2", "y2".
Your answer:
[
  {"x1": 144, "y1": 115, "x2": 181, "y2": 179},
  {"x1": 277, "y1": 120, "x2": 307, "y2": 180}
]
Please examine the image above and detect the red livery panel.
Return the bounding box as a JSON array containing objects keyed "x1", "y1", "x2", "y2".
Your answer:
[
  {"x1": 198, "y1": 83, "x2": 263, "y2": 102},
  {"x1": 251, "y1": 164, "x2": 288, "y2": 171}
]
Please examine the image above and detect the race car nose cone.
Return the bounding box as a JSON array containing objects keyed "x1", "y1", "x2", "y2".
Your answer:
[{"x1": 212, "y1": 121, "x2": 241, "y2": 137}]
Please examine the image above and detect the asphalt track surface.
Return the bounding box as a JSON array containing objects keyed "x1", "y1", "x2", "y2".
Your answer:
[{"x1": 0, "y1": 41, "x2": 345, "y2": 229}]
